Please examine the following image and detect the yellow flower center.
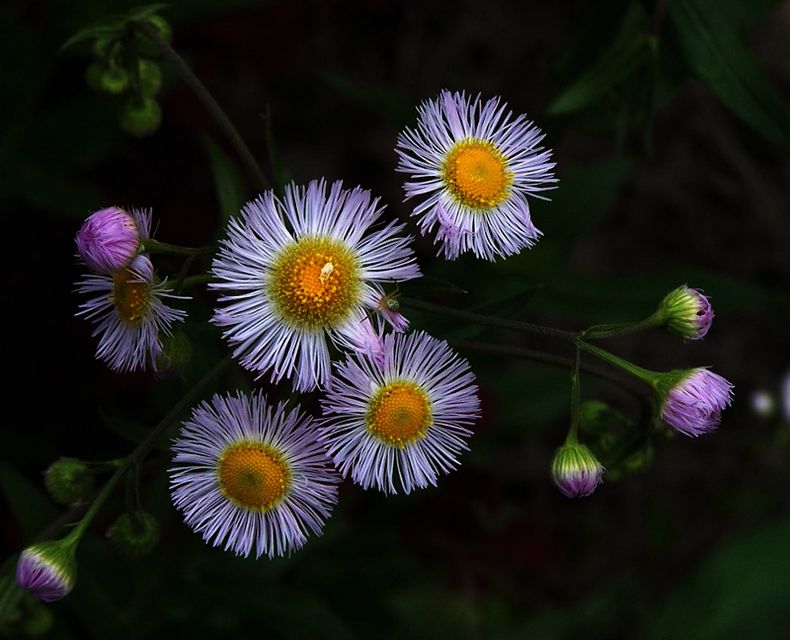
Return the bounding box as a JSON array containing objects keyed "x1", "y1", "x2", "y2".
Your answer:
[
  {"x1": 269, "y1": 236, "x2": 361, "y2": 329},
  {"x1": 111, "y1": 268, "x2": 151, "y2": 325},
  {"x1": 217, "y1": 442, "x2": 290, "y2": 511},
  {"x1": 366, "y1": 381, "x2": 432, "y2": 448},
  {"x1": 442, "y1": 139, "x2": 513, "y2": 209}
]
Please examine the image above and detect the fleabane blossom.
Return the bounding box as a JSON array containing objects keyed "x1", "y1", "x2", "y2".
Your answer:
[
  {"x1": 319, "y1": 331, "x2": 480, "y2": 494},
  {"x1": 396, "y1": 90, "x2": 556, "y2": 261},
  {"x1": 211, "y1": 180, "x2": 421, "y2": 391},
  {"x1": 76, "y1": 254, "x2": 187, "y2": 372},
  {"x1": 659, "y1": 368, "x2": 734, "y2": 437},
  {"x1": 170, "y1": 391, "x2": 339, "y2": 558}
]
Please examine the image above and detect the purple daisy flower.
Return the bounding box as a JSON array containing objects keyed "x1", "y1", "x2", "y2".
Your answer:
[
  {"x1": 75, "y1": 207, "x2": 150, "y2": 275},
  {"x1": 16, "y1": 540, "x2": 77, "y2": 603},
  {"x1": 551, "y1": 442, "x2": 604, "y2": 498},
  {"x1": 76, "y1": 254, "x2": 187, "y2": 372},
  {"x1": 395, "y1": 90, "x2": 557, "y2": 261},
  {"x1": 660, "y1": 368, "x2": 735, "y2": 437},
  {"x1": 659, "y1": 285, "x2": 714, "y2": 340},
  {"x1": 169, "y1": 391, "x2": 339, "y2": 558},
  {"x1": 211, "y1": 179, "x2": 421, "y2": 392},
  {"x1": 319, "y1": 331, "x2": 480, "y2": 494}
]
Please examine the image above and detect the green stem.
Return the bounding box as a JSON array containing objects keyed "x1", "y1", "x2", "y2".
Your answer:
[
  {"x1": 129, "y1": 20, "x2": 270, "y2": 192},
  {"x1": 62, "y1": 356, "x2": 231, "y2": 546},
  {"x1": 450, "y1": 340, "x2": 640, "y2": 394},
  {"x1": 577, "y1": 341, "x2": 656, "y2": 383},
  {"x1": 141, "y1": 238, "x2": 215, "y2": 256},
  {"x1": 400, "y1": 297, "x2": 578, "y2": 342},
  {"x1": 566, "y1": 345, "x2": 581, "y2": 444},
  {"x1": 178, "y1": 274, "x2": 214, "y2": 289},
  {"x1": 582, "y1": 310, "x2": 666, "y2": 340}
]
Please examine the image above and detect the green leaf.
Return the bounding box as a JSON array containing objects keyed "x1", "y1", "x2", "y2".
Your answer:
[
  {"x1": 202, "y1": 137, "x2": 248, "y2": 233},
  {"x1": 61, "y1": 19, "x2": 125, "y2": 52},
  {"x1": 0, "y1": 462, "x2": 58, "y2": 541},
  {"x1": 669, "y1": 0, "x2": 790, "y2": 150},
  {"x1": 548, "y1": 3, "x2": 653, "y2": 116},
  {"x1": 319, "y1": 72, "x2": 413, "y2": 125},
  {"x1": 644, "y1": 519, "x2": 790, "y2": 639},
  {"x1": 126, "y1": 3, "x2": 170, "y2": 21}
]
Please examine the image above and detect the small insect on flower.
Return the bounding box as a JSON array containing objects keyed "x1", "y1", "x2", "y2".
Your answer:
[
  {"x1": 211, "y1": 179, "x2": 421, "y2": 391},
  {"x1": 319, "y1": 331, "x2": 480, "y2": 494},
  {"x1": 396, "y1": 90, "x2": 557, "y2": 261},
  {"x1": 370, "y1": 285, "x2": 409, "y2": 332},
  {"x1": 170, "y1": 391, "x2": 340, "y2": 558},
  {"x1": 76, "y1": 254, "x2": 187, "y2": 372},
  {"x1": 659, "y1": 368, "x2": 734, "y2": 437},
  {"x1": 75, "y1": 207, "x2": 150, "y2": 275}
]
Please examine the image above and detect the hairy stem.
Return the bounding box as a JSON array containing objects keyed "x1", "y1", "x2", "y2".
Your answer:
[{"x1": 129, "y1": 20, "x2": 270, "y2": 192}]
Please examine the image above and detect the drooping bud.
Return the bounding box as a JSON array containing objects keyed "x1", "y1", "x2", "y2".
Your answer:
[
  {"x1": 156, "y1": 330, "x2": 192, "y2": 377},
  {"x1": 75, "y1": 207, "x2": 141, "y2": 274},
  {"x1": 106, "y1": 512, "x2": 160, "y2": 557},
  {"x1": 551, "y1": 442, "x2": 604, "y2": 498},
  {"x1": 119, "y1": 97, "x2": 162, "y2": 137},
  {"x1": 134, "y1": 15, "x2": 173, "y2": 57},
  {"x1": 657, "y1": 368, "x2": 734, "y2": 437},
  {"x1": 658, "y1": 285, "x2": 713, "y2": 340},
  {"x1": 16, "y1": 540, "x2": 77, "y2": 603},
  {"x1": 138, "y1": 60, "x2": 162, "y2": 96},
  {"x1": 44, "y1": 458, "x2": 94, "y2": 505}
]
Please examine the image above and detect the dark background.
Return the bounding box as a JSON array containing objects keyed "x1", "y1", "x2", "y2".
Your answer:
[{"x1": 2, "y1": 0, "x2": 789, "y2": 638}]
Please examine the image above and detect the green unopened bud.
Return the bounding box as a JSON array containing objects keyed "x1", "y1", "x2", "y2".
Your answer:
[
  {"x1": 551, "y1": 442, "x2": 604, "y2": 498},
  {"x1": 138, "y1": 60, "x2": 162, "y2": 96},
  {"x1": 135, "y1": 15, "x2": 173, "y2": 57},
  {"x1": 658, "y1": 285, "x2": 713, "y2": 341},
  {"x1": 119, "y1": 97, "x2": 162, "y2": 137},
  {"x1": 92, "y1": 36, "x2": 119, "y2": 60},
  {"x1": 100, "y1": 64, "x2": 130, "y2": 95},
  {"x1": 107, "y1": 512, "x2": 159, "y2": 557},
  {"x1": 156, "y1": 331, "x2": 192, "y2": 377},
  {"x1": 16, "y1": 539, "x2": 78, "y2": 602},
  {"x1": 45, "y1": 458, "x2": 94, "y2": 505}
]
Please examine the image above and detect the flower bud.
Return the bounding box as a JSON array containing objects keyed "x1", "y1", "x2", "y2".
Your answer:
[
  {"x1": 44, "y1": 458, "x2": 94, "y2": 505},
  {"x1": 551, "y1": 442, "x2": 604, "y2": 498},
  {"x1": 138, "y1": 60, "x2": 162, "y2": 96},
  {"x1": 106, "y1": 512, "x2": 159, "y2": 557},
  {"x1": 156, "y1": 330, "x2": 192, "y2": 377},
  {"x1": 658, "y1": 368, "x2": 734, "y2": 437},
  {"x1": 134, "y1": 15, "x2": 173, "y2": 57},
  {"x1": 75, "y1": 207, "x2": 142, "y2": 274},
  {"x1": 16, "y1": 540, "x2": 77, "y2": 603},
  {"x1": 119, "y1": 97, "x2": 162, "y2": 137},
  {"x1": 659, "y1": 285, "x2": 713, "y2": 340}
]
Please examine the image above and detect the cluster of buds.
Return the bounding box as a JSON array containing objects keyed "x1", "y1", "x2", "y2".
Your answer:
[{"x1": 551, "y1": 285, "x2": 734, "y2": 499}]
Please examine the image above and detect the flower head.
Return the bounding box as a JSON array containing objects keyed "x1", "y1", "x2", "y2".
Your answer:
[
  {"x1": 44, "y1": 458, "x2": 94, "y2": 505},
  {"x1": 659, "y1": 285, "x2": 714, "y2": 340},
  {"x1": 396, "y1": 90, "x2": 556, "y2": 261},
  {"x1": 551, "y1": 442, "x2": 604, "y2": 498},
  {"x1": 76, "y1": 254, "x2": 187, "y2": 372},
  {"x1": 659, "y1": 368, "x2": 734, "y2": 437},
  {"x1": 16, "y1": 540, "x2": 77, "y2": 603},
  {"x1": 373, "y1": 289, "x2": 409, "y2": 332},
  {"x1": 170, "y1": 391, "x2": 339, "y2": 558},
  {"x1": 75, "y1": 207, "x2": 149, "y2": 274},
  {"x1": 319, "y1": 331, "x2": 480, "y2": 494},
  {"x1": 211, "y1": 180, "x2": 421, "y2": 391}
]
